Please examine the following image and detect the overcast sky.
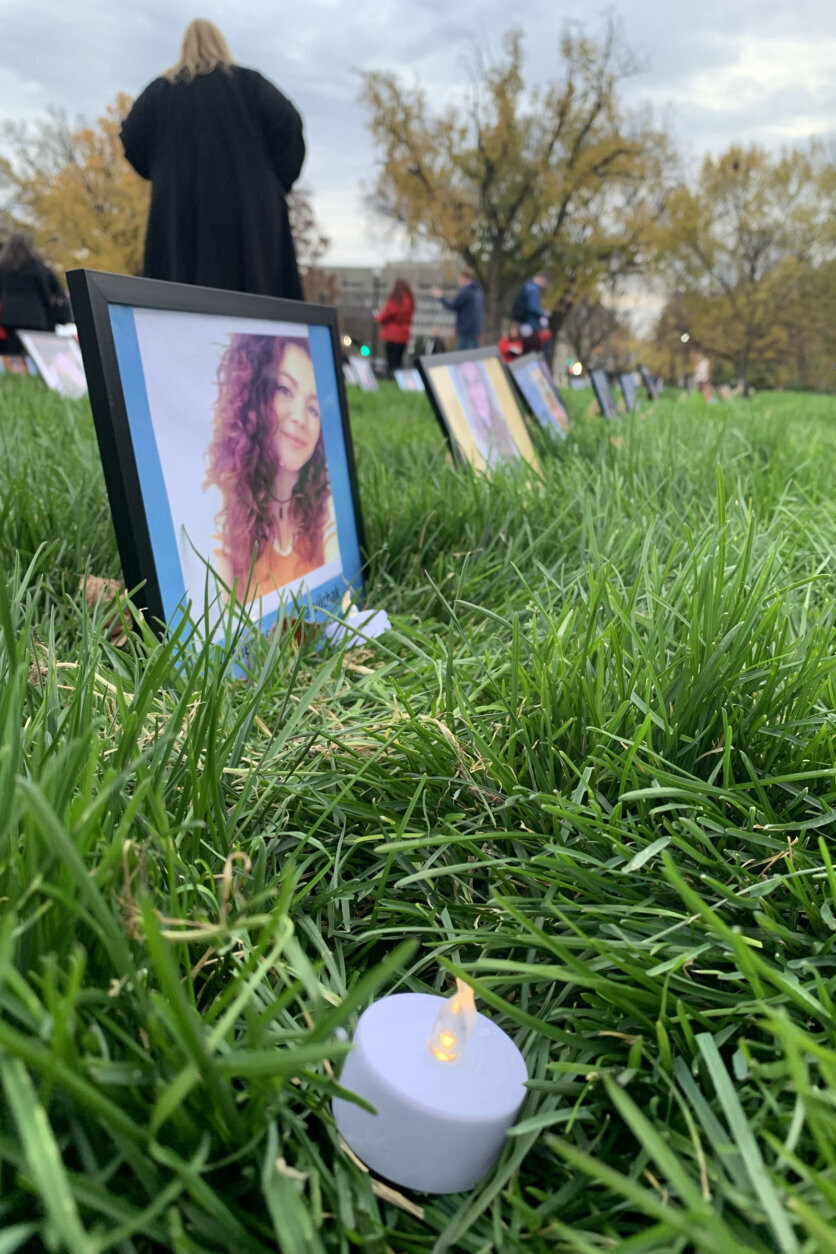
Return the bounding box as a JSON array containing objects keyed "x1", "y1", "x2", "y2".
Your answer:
[{"x1": 1, "y1": 0, "x2": 834, "y2": 265}]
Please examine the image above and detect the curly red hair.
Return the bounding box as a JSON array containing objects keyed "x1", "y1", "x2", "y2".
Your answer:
[{"x1": 205, "y1": 334, "x2": 331, "y2": 586}]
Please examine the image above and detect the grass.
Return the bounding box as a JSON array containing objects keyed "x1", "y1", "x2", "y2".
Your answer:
[{"x1": 0, "y1": 372, "x2": 835, "y2": 1253}]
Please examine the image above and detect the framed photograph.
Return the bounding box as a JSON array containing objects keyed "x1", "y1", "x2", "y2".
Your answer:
[
  {"x1": 348, "y1": 356, "x2": 378, "y2": 392},
  {"x1": 394, "y1": 368, "x2": 425, "y2": 393},
  {"x1": 589, "y1": 368, "x2": 618, "y2": 419},
  {"x1": 507, "y1": 353, "x2": 570, "y2": 440},
  {"x1": 639, "y1": 365, "x2": 659, "y2": 401},
  {"x1": 418, "y1": 346, "x2": 542, "y2": 475},
  {"x1": 18, "y1": 330, "x2": 88, "y2": 398},
  {"x1": 618, "y1": 372, "x2": 639, "y2": 414},
  {"x1": 67, "y1": 270, "x2": 366, "y2": 641}
]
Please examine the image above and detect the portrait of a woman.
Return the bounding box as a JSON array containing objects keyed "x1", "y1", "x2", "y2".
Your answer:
[
  {"x1": 455, "y1": 359, "x2": 519, "y2": 468},
  {"x1": 205, "y1": 333, "x2": 338, "y2": 603}
]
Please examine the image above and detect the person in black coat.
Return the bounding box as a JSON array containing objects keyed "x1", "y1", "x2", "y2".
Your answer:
[
  {"x1": 0, "y1": 232, "x2": 67, "y2": 354},
  {"x1": 121, "y1": 19, "x2": 306, "y2": 300}
]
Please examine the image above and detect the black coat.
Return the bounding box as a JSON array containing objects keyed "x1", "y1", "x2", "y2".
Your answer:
[
  {"x1": 0, "y1": 259, "x2": 64, "y2": 332},
  {"x1": 121, "y1": 66, "x2": 306, "y2": 300}
]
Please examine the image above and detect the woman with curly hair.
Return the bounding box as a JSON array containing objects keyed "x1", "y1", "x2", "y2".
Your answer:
[{"x1": 205, "y1": 334, "x2": 337, "y2": 602}]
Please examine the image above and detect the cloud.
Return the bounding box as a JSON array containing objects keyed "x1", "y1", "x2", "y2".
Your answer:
[
  {"x1": 1, "y1": 0, "x2": 834, "y2": 262},
  {"x1": 0, "y1": 68, "x2": 49, "y2": 120}
]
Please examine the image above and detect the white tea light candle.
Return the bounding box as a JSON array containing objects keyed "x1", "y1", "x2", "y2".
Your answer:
[{"x1": 332, "y1": 981, "x2": 527, "y2": 1194}]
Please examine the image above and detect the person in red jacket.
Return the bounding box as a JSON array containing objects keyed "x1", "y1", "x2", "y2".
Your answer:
[{"x1": 374, "y1": 279, "x2": 414, "y2": 376}]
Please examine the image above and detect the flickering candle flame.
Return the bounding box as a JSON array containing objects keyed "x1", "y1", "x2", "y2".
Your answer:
[{"x1": 428, "y1": 979, "x2": 477, "y2": 1062}]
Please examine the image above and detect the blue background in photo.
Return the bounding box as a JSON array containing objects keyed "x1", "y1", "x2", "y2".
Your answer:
[
  {"x1": 108, "y1": 306, "x2": 364, "y2": 637},
  {"x1": 109, "y1": 304, "x2": 184, "y2": 613},
  {"x1": 308, "y1": 324, "x2": 364, "y2": 606}
]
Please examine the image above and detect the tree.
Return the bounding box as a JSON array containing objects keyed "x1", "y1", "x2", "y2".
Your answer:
[
  {"x1": 643, "y1": 295, "x2": 697, "y2": 385},
  {"x1": 775, "y1": 257, "x2": 836, "y2": 391},
  {"x1": 1, "y1": 95, "x2": 149, "y2": 275},
  {"x1": 287, "y1": 188, "x2": 336, "y2": 303},
  {"x1": 562, "y1": 299, "x2": 629, "y2": 367},
  {"x1": 657, "y1": 144, "x2": 835, "y2": 390},
  {"x1": 360, "y1": 23, "x2": 673, "y2": 344}
]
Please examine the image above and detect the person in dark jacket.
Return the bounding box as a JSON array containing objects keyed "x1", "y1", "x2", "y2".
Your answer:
[
  {"x1": 0, "y1": 232, "x2": 67, "y2": 354},
  {"x1": 513, "y1": 273, "x2": 551, "y2": 354},
  {"x1": 374, "y1": 278, "x2": 414, "y2": 376},
  {"x1": 121, "y1": 19, "x2": 305, "y2": 299},
  {"x1": 431, "y1": 268, "x2": 484, "y2": 350}
]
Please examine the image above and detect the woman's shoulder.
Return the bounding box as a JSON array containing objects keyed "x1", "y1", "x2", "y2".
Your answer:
[
  {"x1": 233, "y1": 65, "x2": 278, "y2": 97},
  {"x1": 235, "y1": 66, "x2": 300, "y2": 115},
  {"x1": 9, "y1": 258, "x2": 51, "y2": 282},
  {"x1": 123, "y1": 76, "x2": 170, "y2": 124},
  {"x1": 134, "y1": 75, "x2": 170, "y2": 102}
]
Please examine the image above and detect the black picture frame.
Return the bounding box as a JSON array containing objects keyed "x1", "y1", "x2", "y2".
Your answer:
[
  {"x1": 639, "y1": 365, "x2": 659, "y2": 401},
  {"x1": 417, "y1": 345, "x2": 542, "y2": 475},
  {"x1": 68, "y1": 269, "x2": 367, "y2": 638},
  {"x1": 618, "y1": 372, "x2": 639, "y2": 414},
  {"x1": 506, "y1": 352, "x2": 570, "y2": 440},
  {"x1": 589, "y1": 368, "x2": 619, "y2": 419}
]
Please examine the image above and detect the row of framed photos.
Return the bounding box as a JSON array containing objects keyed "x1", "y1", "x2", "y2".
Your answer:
[
  {"x1": 414, "y1": 356, "x2": 658, "y2": 474},
  {"x1": 589, "y1": 366, "x2": 660, "y2": 418},
  {"x1": 343, "y1": 359, "x2": 426, "y2": 394},
  {"x1": 63, "y1": 270, "x2": 663, "y2": 655},
  {"x1": 345, "y1": 351, "x2": 657, "y2": 420}
]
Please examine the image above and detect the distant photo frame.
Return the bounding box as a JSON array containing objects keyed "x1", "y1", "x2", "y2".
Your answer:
[
  {"x1": 18, "y1": 330, "x2": 88, "y2": 398},
  {"x1": 418, "y1": 346, "x2": 542, "y2": 475},
  {"x1": 618, "y1": 372, "x2": 639, "y2": 414},
  {"x1": 507, "y1": 353, "x2": 570, "y2": 440},
  {"x1": 589, "y1": 368, "x2": 618, "y2": 419},
  {"x1": 348, "y1": 356, "x2": 378, "y2": 392},
  {"x1": 394, "y1": 368, "x2": 425, "y2": 393},
  {"x1": 67, "y1": 270, "x2": 366, "y2": 642},
  {"x1": 639, "y1": 365, "x2": 659, "y2": 401}
]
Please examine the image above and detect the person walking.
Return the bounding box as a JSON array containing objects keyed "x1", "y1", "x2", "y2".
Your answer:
[
  {"x1": 430, "y1": 268, "x2": 484, "y2": 350},
  {"x1": 374, "y1": 278, "x2": 414, "y2": 376},
  {"x1": 0, "y1": 232, "x2": 69, "y2": 356},
  {"x1": 121, "y1": 19, "x2": 306, "y2": 299},
  {"x1": 511, "y1": 273, "x2": 551, "y2": 354}
]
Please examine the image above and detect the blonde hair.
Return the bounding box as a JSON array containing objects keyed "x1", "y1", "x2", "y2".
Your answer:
[{"x1": 165, "y1": 19, "x2": 234, "y2": 82}]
